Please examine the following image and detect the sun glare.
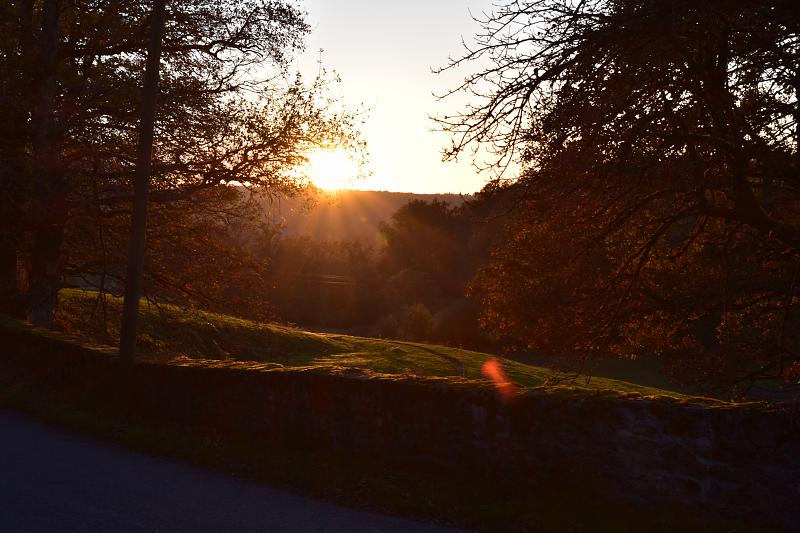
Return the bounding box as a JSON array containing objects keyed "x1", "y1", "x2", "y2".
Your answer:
[{"x1": 306, "y1": 149, "x2": 359, "y2": 191}]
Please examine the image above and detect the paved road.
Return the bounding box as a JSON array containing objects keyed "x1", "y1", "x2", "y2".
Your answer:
[{"x1": 0, "y1": 409, "x2": 462, "y2": 532}]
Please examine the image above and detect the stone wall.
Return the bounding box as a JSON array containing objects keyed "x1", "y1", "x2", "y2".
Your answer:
[{"x1": 1, "y1": 318, "x2": 798, "y2": 530}]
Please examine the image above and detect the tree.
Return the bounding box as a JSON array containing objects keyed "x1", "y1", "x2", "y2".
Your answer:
[
  {"x1": 379, "y1": 199, "x2": 469, "y2": 295},
  {"x1": 0, "y1": 1, "x2": 34, "y2": 317},
  {"x1": 118, "y1": 0, "x2": 166, "y2": 368},
  {"x1": 0, "y1": 1, "x2": 359, "y2": 326},
  {"x1": 0, "y1": 0, "x2": 65, "y2": 325},
  {"x1": 439, "y1": 1, "x2": 800, "y2": 393},
  {"x1": 26, "y1": 0, "x2": 60, "y2": 325}
]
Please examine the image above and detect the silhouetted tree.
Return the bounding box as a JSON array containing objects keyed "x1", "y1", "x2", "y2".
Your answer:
[
  {"x1": 378, "y1": 199, "x2": 471, "y2": 306},
  {"x1": 118, "y1": 0, "x2": 166, "y2": 368},
  {"x1": 439, "y1": 1, "x2": 800, "y2": 393},
  {"x1": 0, "y1": 0, "x2": 34, "y2": 317},
  {"x1": 27, "y1": 0, "x2": 62, "y2": 326},
  {"x1": 0, "y1": 0, "x2": 64, "y2": 324},
  {"x1": 0, "y1": 1, "x2": 359, "y2": 326}
]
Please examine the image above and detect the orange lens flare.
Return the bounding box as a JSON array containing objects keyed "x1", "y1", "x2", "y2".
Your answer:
[{"x1": 481, "y1": 357, "x2": 520, "y2": 402}]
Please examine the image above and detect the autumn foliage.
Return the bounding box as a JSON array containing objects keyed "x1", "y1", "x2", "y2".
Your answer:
[{"x1": 440, "y1": 1, "x2": 800, "y2": 394}]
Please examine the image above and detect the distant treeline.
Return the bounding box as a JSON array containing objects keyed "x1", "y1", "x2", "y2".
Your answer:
[
  {"x1": 260, "y1": 190, "x2": 470, "y2": 245},
  {"x1": 245, "y1": 189, "x2": 515, "y2": 350}
]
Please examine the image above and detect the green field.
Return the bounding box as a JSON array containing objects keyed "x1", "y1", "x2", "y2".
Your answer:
[{"x1": 52, "y1": 289, "x2": 687, "y2": 397}]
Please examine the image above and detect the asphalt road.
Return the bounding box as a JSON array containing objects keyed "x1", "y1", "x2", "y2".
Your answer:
[{"x1": 0, "y1": 409, "x2": 462, "y2": 532}]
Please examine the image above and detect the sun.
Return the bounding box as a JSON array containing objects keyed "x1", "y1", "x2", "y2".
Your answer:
[{"x1": 306, "y1": 149, "x2": 359, "y2": 191}]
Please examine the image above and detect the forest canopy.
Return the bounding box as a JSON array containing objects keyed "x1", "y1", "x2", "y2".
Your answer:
[{"x1": 438, "y1": 0, "x2": 800, "y2": 393}]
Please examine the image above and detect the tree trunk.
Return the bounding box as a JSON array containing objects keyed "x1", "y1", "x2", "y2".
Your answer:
[
  {"x1": 0, "y1": 238, "x2": 19, "y2": 316},
  {"x1": 28, "y1": 0, "x2": 64, "y2": 327},
  {"x1": 118, "y1": 0, "x2": 167, "y2": 369},
  {"x1": 0, "y1": 0, "x2": 35, "y2": 318}
]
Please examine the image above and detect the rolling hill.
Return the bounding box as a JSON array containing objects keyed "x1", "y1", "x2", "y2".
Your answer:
[
  {"x1": 53, "y1": 289, "x2": 685, "y2": 397},
  {"x1": 260, "y1": 190, "x2": 469, "y2": 244}
]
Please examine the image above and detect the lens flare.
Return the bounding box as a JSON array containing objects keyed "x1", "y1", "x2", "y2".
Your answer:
[{"x1": 481, "y1": 357, "x2": 520, "y2": 402}]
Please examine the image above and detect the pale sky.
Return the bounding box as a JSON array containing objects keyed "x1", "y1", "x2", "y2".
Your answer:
[{"x1": 295, "y1": 0, "x2": 496, "y2": 194}]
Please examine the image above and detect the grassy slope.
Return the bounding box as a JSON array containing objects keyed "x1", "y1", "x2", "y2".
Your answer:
[{"x1": 54, "y1": 289, "x2": 684, "y2": 396}]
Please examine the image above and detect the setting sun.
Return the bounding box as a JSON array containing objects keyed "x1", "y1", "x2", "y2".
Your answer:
[{"x1": 306, "y1": 149, "x2": 359, "y2": 191}]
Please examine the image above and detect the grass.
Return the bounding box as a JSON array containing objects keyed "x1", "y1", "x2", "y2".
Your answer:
[{"x1": 55, "y1": 288, "x2": 686, "y2": 397}]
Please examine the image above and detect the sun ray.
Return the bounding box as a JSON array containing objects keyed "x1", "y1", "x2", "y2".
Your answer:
[{"x1": 306, "y1": 149, "x2": 360, "y2": 191}]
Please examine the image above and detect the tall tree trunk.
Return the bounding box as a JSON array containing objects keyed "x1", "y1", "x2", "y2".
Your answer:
[
  {"x1": 28, "y1": 0, "x2": 64, "y2": 327},
  {"x1": 0, "y1": 236, "x2": 19, "y2": 316},
  {"x1": 118, "y1": 0, "x2": 167, "y2": 369},
  {"x1": 0, "y1": 0, "x2": 35, "y2": 318}
]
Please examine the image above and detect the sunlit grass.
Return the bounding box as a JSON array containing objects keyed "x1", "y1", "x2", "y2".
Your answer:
[{"x1": 55, "y1": 288, "x2": 685, "y2": 397}]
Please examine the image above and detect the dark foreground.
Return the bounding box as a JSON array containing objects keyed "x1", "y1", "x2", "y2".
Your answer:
[{"x1": 0, "y1": 408, "x2": 460, "y2": 532}]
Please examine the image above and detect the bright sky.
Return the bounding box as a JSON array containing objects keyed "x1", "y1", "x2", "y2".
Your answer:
[{"x1": 295, "y1": 0, "x2": 496, "y2": 194}]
